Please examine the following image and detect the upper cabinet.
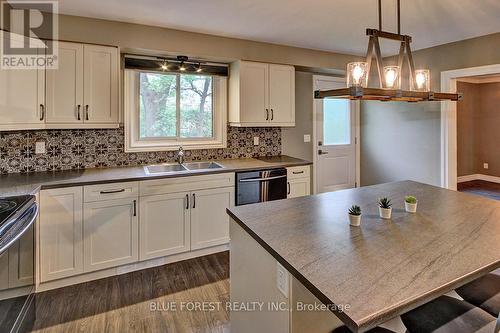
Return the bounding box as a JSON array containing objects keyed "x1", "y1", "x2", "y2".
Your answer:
[
  {"x1": 229, "y1": 60, "x2": 295, "y2": 127},
  {"x1": 0, "y1": 36, "x2": 119, "y2": 130}
]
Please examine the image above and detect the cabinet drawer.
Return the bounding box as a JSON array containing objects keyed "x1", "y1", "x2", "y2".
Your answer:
[
  {"x1": 287, "y1": 166, "x2": 310, "y2": 180},
  {"x1": 84, "y1": 182, "x2": 139, "y2": 202},
  {"x1": 140, "y1": 173, "x2": 235, "y2": 196}
]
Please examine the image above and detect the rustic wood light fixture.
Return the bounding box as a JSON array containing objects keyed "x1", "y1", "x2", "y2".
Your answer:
[{"x1": 315, "y1": 0, "x2": 462, "y2": 102}]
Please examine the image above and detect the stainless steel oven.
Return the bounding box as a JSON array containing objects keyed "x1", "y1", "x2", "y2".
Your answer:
[
  {"x1": 235, "y1": 168, "x2": 287, "y2": 206},
  {"x1": 0, "y1": 195, "x2": 38, "y2": 333}
]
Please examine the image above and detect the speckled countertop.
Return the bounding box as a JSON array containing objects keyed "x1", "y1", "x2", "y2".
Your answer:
[
  {"x1": 227, "y1": 180, "x2": 500, "y2": 332},
  {"x1": 0, "y1": 156, "x2": 311, "y2": 197}
]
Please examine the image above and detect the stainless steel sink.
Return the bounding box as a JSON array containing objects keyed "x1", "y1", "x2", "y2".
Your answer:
[
  {"x1": 183, "y1": 162, "x2": 224, "y2": 171},
  {"x1": 144, "y1": 163, "x2": 187, "y2": 175}
]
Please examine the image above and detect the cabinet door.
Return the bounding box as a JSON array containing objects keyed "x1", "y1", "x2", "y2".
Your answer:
[
  {"x1": 40, "y1": 187, "x2": 84, "y2": 282},
  {"x1": 139, "y1": 193, "x2": 190, "y2": 261},
  {"x1": 0, "y1": 32, "x2": 44, "y2": 127},
  {"x1": 46, "y1": 42, "x2": 84, "y2": 123},
  {"x1": 190, "y1": 187, "x2": 234, "y2": 250},
  {"x1": 239, "y1": 61, "x2": 269, "y2": 124},
  {"x1": 83, "y1": 198, "x2": 138, "y2": 272},
  {"x1": 287, "y1": 179, "x2": 310, "y2": 199},
  {"x1": 269, "y1": 64, "x2": 295, "y2": 125},
  {"x1": 0, "y1": 251, "x2": 8, "y2": 291},
  {"x1": 8, "y1": 226, "x2": 34, "y2": 288},
  {"x1": 83, "y1": 45, "x2": 119, "y2": 123}
]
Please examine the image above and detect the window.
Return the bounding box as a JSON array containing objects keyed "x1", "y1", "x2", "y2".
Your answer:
[
  {"x1": 125, "y1": 71, "x2": 227, "y2": 152},
  {"x1": 323, "y1": 99, "x2": 351, "y2": 145}
]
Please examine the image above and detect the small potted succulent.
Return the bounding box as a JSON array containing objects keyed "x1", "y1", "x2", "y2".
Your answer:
[
  {"x1": 405, "y1": 195, "x2": 418, "y2": 213},
  {"x1": 348, "y1": 205, "x2": 362, "y2": 227},
  {"x1": 378, "y1": 197, "x2": 392, "y2": 219}
]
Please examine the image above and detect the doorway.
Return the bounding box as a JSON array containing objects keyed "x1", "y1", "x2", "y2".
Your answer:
[
  {"x1": 441, "y1": 64, "x2": 500, "y2": 191},
  {"x1": 313, "y1": 76, "x2": 360, "y2": 194}
]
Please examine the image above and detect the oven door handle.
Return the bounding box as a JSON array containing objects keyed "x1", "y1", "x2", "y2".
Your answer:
[
  {"x1": 0, "y1": 203, "x2": 38, "y2": 255},
  {"x1": 239, "y1": 175, "x2": 287, "y2": 182}
]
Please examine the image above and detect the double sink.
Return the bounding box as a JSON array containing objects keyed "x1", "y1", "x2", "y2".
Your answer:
[{"x1": 144, "y1": 161, "x2": 224, "y2": 175}]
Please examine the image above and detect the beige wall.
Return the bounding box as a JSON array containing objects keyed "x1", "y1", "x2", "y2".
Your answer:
[
  {"x1": 457, "y1": 81, "x2": 479, "y2": 176},
  {"x1": 361, "y1": 32, "x2": 500, "y2": 186}
]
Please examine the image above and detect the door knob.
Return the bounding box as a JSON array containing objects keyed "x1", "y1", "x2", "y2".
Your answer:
[{"x1": 318, "y1": 150, "x2": 328, "y2": 155}]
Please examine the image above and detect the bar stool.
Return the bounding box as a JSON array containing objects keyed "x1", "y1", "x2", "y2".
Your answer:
[
  {"x1": 456, "y1": 273, "x2": 500, "y2": 317},
  {"x1": 331, "y1": 326, "x2": 395, "y2": 333},
  {"x1": 401, "y1": 295, "x2": 497, "y2": 333}
]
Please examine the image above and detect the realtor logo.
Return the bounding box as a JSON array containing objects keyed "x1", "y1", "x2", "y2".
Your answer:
[{"x1": 1, "y1": 0, "x2": 58, "y2": 69}]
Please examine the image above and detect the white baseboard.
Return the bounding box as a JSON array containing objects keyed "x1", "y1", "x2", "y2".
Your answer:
[{"x1": 457, "y1": 174, "x2": 500, "y2": 184}]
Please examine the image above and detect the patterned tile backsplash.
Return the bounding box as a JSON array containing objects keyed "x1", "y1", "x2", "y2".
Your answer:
[{"x1": 0, "y1": 127, "x2": 281, "y2": 174}]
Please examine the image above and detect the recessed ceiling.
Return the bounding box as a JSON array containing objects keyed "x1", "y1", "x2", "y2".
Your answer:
[{"x1": 57, "y1": 0, "x2": 500, "y2": 56}]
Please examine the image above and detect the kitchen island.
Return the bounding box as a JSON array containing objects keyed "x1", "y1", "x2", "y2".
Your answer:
[{"x1": 226, "y1": 181, "x2": 500, "y2": 333}]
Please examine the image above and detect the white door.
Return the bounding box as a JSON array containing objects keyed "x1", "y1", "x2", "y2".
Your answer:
[
  {"x1": 40, "y1": 187, "x2": 84, "y2": 282},
  {"x1": 46, "y1": 42, "x2": 84, "y2": 123},
  {"x1": 314, "y1": 76, "x2": 359, "y2": 193},
  {"x1": 0, "y1": 32, "x2": 45, "y2": 127},
  {"x1": 139, "y1": 192, "x2": 191, "y2": 261},
  {"x1": 239, "y1": 61, "x2": 269, "y2": 124},
  {"x1": 83, "y1": 44, "x2": 119, "y2": 123},
  {"x1": 269, "y1": 64, "x2": 295, "y2": 125},
  {"x1": 190, "y1": 187, "x2": 233, "y2": 250},
  {"x1": 83, "y1": 198, "x2": 138, "y2": 272}
]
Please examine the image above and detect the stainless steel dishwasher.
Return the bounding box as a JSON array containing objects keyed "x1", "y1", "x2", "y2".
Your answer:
[{"x1": 235, "y1": 168, "x2": 287, "y2": 206}]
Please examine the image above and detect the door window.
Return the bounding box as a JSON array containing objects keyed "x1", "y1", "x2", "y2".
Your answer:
[{"x1": 323, "y1": 99, "x2": 351, "y2": 145}]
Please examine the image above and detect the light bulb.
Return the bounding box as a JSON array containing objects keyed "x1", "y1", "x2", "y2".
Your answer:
[
  {"x1": 352, "y1": 65, "x2": 364, "y2": 84},
  {"x1": 414, "y1": 69, "x2": 430, "y2": 91},
  {"x1": 347, "y1": 62, "x2": 368, "y2": 88},
  {"x1": 383, "y1": 66, "x2": 400, "y2": 89},
  {"x1": 415, "y1": 73, "x2": 425, "y2": 88}
]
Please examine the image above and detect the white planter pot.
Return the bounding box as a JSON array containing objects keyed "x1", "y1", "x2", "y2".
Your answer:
[
  {"x1": 349, "y1": 214, "x2": 361, "y2": 226},
  {"x1": 379, "y1": 207, "x2": 392, "y2": 219},
  {"x1": 405, "y1": 201, "x2": 417, "y2": 213}
]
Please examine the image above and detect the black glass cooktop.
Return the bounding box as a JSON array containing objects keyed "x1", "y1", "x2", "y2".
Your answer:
[{"x1": 0, "y1": 195, "x2": 34, "y2": 225}]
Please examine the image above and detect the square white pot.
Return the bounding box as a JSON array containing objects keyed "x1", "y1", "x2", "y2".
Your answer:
[
  {"x1": 405, "y1": 201, "x2": 417, "y2": 213},
  {"x1": 379, "y1": 207, "x2": 392, "y2": 219},
  {"x1": 349, "y1": 214, "x2": 361, "y2": 226}
]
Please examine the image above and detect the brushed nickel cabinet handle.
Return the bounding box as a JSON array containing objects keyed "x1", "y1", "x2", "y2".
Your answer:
[
  {"x1": 77, "y1": 105, "x2": 81, "y2": 120},
  {"x1": 85, "y1": 105, "x2": 89, "y2": 121},
  {"x1": 39, "y1": 104, "x2": 45, "y2": 121}
]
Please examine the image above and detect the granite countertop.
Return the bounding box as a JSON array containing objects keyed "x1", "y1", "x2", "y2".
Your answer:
[
  {"x1": 227, "y1": 180, "x2": 500, "y2": 332},
  {"x1": 0, "y1": 155, "x2": 311, "y2": 197}
]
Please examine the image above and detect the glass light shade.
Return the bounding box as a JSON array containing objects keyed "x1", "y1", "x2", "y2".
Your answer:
[
  {"x1": 414, "y1": 69, "x2": 430, "y2": 91},
  {"x1": 347, "y1": 62, "x2": 368, "y2": 87},
  {"x1": 383, "y1": 66, "x2": 400, "y2": 89}
]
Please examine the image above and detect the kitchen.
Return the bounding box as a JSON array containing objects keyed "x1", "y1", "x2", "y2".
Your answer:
[{"x1": 0, "y1": 1, "x2": 499, "y2": 333}]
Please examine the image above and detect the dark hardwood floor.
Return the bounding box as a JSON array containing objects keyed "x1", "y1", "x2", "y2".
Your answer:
[
  {"x1": 31, "y1": 252, "x2": 230, "y2": 333},
  {"x1": 457, "y1": 180, "x2": 500, "y2": 201}
]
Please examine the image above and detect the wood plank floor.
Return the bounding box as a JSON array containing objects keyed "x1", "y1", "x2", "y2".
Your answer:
[
  {"x1": 31, "y1": 252, "x2": 230, "y2": 333},
  {"x1": 457, "y1": 180, "x2": 500, "y2": 201}
]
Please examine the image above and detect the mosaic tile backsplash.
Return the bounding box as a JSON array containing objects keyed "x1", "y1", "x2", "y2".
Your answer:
[{"x1": 0, "y1": 127, "x2": 281, "y2": 174}]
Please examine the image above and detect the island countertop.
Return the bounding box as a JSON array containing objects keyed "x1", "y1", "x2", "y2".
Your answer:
[{"x1": 226, "y1": 180, "x2": 500, "y2": 332}]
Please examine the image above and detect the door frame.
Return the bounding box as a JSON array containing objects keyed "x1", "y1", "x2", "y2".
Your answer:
[
  {"x1": 312, "y1": 75, "x2": 360, "y2": 194},
  {"x1": 440, "y1": 64, "x2": 500, "y2": 190}
]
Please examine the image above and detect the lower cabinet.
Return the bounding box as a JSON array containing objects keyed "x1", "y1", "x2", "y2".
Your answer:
[
  {"x1": 40, "y1": 187, "x2": 84, "y2": 282},
  {"x1": 287, "y1": 166, "x2": 311, "y2": 199},
  {"x1": 83, "y1": 198, "x2": 138, "y2": 272},
  {"x1": 190, "y1": 187, "x2": 234, "y2": 250},
  {"x1": 139, "y1": 192, "x2": 191, "y2": 261},
  {"x1": 0, "y1": 252, "x2": 9, "y2": 290}
]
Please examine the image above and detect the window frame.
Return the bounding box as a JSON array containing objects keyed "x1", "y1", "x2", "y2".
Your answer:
[{"x1": 124, "y1": 70, "x2": 227, "y2": 152}]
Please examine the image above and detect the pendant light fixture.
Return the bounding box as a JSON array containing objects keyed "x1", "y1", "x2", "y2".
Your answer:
[{"x1": 315, "y1": 0, "x2": 462, "y2": 102}]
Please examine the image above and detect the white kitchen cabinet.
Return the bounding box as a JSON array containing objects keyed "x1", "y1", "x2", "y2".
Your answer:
[
  {"x1": 0, "y1": 252, "x2": 8, "y2": 290},
  {"x1": 0, "y1": 32, "x2": 45, "y2": 130},
  {"x1": 139, "y1": 192, "x2": 190, "y2": 261},
  {"x1": 8, "y1": 227, "x2": 34, "y2": 288},
  {"x1": 287, "y1": 166, "x2": 311, "y2": 198},
  {"x1": 190, "y1": 187, "x2": 234, "y2": 250},
  {"x1": 229, "y1": 60, "x2": 295, "y2": 127},
  {"x1": 83, "y1": 44, "x2": 119, "y2": 124},
  {"x1": 46, "y1": 42, "x2": 84, "y2": 123},
  {"x1": 83, "y1": 198, "x2": 138, "y2": 272},
  {"x1": 40, "y1": 187, "x2": 84, "y2": 282}
]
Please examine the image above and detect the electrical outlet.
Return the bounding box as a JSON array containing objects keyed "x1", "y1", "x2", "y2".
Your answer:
[
  {"x1": 253, "y1": 136, "x2": 259, "y2": 146},
  {"x1": 483, "y1": 163, "x2": 489, "y2": 169},
  {"x1": 35, "y1": 141, "x2": 46, "y2": 154},
  {"x1": 276, "y1": 262, "x2": 289, "y2": 298},
  {"x1": 303, "y1": 134, "x2": 311, "y2": 143}
]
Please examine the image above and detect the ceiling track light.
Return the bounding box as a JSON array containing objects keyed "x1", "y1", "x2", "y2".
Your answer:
[{"x1": 315, "y1": 0, "x2": 462, "y2": 102}]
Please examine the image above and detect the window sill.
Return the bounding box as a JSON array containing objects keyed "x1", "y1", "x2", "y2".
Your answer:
[{"x1": 124, "y1": 140, "x2": 227, "y2": 152}]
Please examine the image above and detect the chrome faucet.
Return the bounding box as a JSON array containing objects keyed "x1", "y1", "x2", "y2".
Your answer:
[{"x1": 177, "y1": 146, "x2": 185, "y2": 164}]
